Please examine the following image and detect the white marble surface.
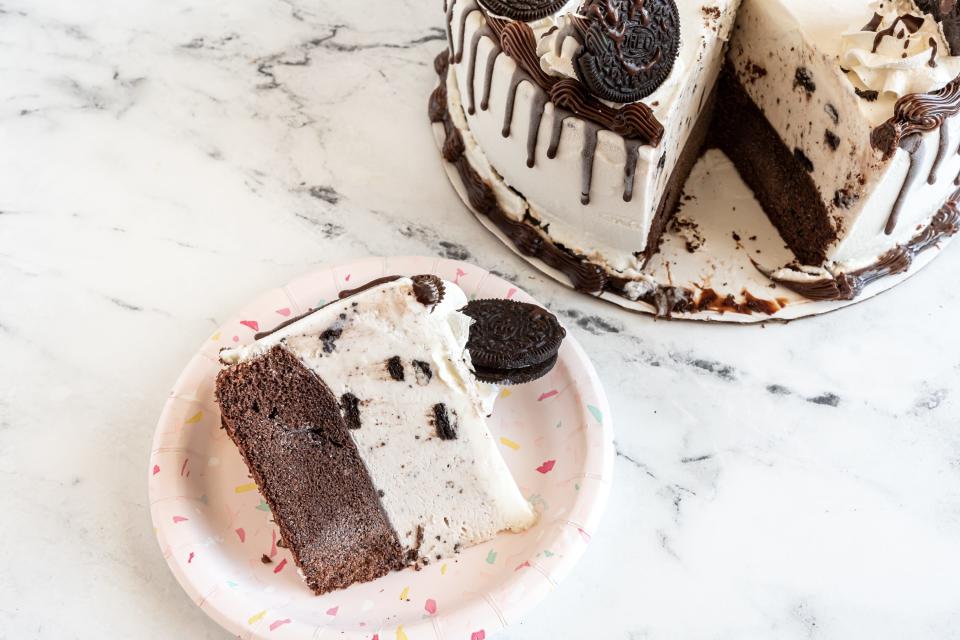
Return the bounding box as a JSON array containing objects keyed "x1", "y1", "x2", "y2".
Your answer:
[{"x1": 3, "y1": 0, "x2": 960, "y2": 638}]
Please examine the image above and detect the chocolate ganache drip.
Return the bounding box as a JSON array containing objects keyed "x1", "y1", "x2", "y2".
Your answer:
[
  {"x1": 871, "y1": 76, "x2": 960, "y2": 233},
  {"x1": 443, "y1": 0, "x2": 667, "y2": 203},
  {"x1": 869, "y1": 13, "x2": 924, "y2": 53}
]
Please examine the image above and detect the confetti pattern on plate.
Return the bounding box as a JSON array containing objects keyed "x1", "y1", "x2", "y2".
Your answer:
[{"x1": 149, "y1": 256, "x2": 614, "y2": 639}]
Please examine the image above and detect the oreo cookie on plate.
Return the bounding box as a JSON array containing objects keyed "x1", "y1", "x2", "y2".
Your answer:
[{"x1": 461, "y1": 298, "x2": 566, "y2": 385}]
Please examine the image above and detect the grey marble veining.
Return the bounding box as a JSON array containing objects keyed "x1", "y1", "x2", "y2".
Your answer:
[{"x1": 2, "y1": 0, "x2": 960, "y2": 638}]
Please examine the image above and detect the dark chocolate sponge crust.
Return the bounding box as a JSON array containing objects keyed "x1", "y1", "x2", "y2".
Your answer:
[{"x1": 215, "y1": 345, "x2": 405, "y2": 595}]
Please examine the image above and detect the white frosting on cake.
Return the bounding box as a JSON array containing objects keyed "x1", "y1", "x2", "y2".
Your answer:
[
  {"x1": 841, "y1": 0, "x2": 960, "y2": 98},
  {"x1": 447, "y1": 0, "x2": 740, "y2": 274},
  {"x1": 222, "y1": 278, "x2": 536, "y2": 564}
]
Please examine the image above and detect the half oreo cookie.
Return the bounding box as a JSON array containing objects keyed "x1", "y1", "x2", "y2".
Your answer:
[{"x1": 473, "y1": 353, "x2": 559, "y2": 386}]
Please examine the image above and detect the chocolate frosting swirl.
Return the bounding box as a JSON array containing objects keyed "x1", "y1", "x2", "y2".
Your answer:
[
  {"x1": 410, "y1": 274, "x2": 447, "y2": 307},
  {"x1": 550, "y1": 79, "x2": 665, "y2": 145},
  {"x1": 872, "y1": 76, "x2": 960, "y2": 158},
  {"x1": 499, "y1": 20, "x2": 556, "y2": 89}
]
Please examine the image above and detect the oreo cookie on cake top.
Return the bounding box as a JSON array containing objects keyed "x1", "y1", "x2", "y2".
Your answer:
[{"x1": 575, "y1": 0, "x2": 682, "y2": 103}]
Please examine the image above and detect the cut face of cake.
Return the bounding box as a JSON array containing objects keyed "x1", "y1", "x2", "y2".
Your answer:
[
  {"x1": 215, "y1": 276, "x2": 539, "y2": 595},
  {"x1": 432, "y1": 0, "x2": 960, "y2": 311},
  {"x1": 723, "y1": 0, "x2": 960, "y2": 298}
]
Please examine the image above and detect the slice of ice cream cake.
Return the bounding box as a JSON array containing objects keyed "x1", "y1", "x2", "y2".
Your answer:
[{"x1": 215, "y1": 275, "x2": 539, "y2": 595}]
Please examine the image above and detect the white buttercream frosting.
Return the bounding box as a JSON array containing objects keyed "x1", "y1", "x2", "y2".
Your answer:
[
  {"x1": 841, "y1": 0, "x2": 960, "y2": 97},
  {"x1": 537, "y1": 13, "x2": 581, "y2": 81},
  {"x1": 222, "y1": 277, "x2": 536, "y2": 565}
]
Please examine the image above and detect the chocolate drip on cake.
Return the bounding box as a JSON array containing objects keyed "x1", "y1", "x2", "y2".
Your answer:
[
  {"x1": 216, "y1": 346, "x2": 405, "y2": 595},
  {"x1": 861, "y1": 12, "x2": 883, "y2": 32},
  {"x1": 887, "y1": 134, "x2": 927, "y2": 235},
  {"x1": 466, "y1": 21, "x2": 500, "y2": 114},
  {"x1": 445, "y1": 0, "x2": 665, "y2": 205},
  {"x1": 502, "y1": 67, "x2": 523, "y2": 137},
  {"x1": 580, "y1": 123, "x2": 599, "y2": 205},
  {"x1": 525, "y1": 91, "x2": 548, "y2": 167},
  {"x1": 546, "y1": 109, "x2": 569, "y2": 159},
  {"x1": 870, "y1": 14, "x2": 924, "y2": 53},
  {"x1": 929, "y1": 122, "x2": 951, "y2": 184},
  {"x1": 623, "y1": 140, "x2": 641, "y2": 202},
  {"x1": 452, "y1": 0, "x2": 478, "y2": 63},
  {"x1": 871, "y1": 77, "x2": 960, "y2": 234},
  {"x1": 916, "y1": 0, "x2": 960, "y2": 54}
]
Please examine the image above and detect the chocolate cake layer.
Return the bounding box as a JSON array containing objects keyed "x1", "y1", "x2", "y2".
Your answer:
[
  {"x1": 711, "y1": 65, "x2": 838, "y2": 266},
  {"x1": 216, "y1": 345, "x2": 405, "y2": 595}
]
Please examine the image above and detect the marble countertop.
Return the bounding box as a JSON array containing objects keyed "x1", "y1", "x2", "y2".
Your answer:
[{"x1": 3, "y1": 0, "x2": 960, "y2": 637}]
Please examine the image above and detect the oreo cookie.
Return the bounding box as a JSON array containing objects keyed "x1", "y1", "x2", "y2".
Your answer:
[
  {"x1": 461, "y1": 299, "x2": 565, "y2": 385},
  {"x1": 477, "y1": 0, "x2": 568, "y2": 22},
  {"x1": 575, "y1": 0, "x2": 681, "y2": 103}
]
